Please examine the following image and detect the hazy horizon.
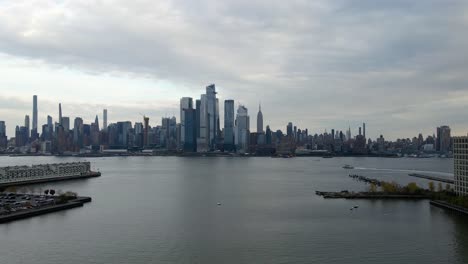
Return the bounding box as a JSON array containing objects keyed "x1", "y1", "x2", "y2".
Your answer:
[{"x1": 1, "y1": 1, "x2": 468, "y2": 139}]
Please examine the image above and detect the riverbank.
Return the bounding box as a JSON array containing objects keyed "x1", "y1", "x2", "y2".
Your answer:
[
  {"x1": 316, "y1": 191, "x2": 430, "y2": 199},
  {"x1": 430, "y1": 200, "x2": 468, "y2": 215},
  {"x1": 0, "y1": 196, "x2": 91, "y2": 224}
]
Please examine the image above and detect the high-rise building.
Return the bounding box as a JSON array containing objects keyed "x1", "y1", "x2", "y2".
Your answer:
[
  {"x1": 183, "y1": 108, "x2": 197, "y2": 152},
  {"x1": 94, "y1": 115, "x2": 100, "y2": 131},
  {"x1": 287, "y1": 122, "x2": 293, "y2": 137},
  {"x1": 0, "y1": 121, "x2": 6, "y2": 148},
  {"x1": 235, "y1": 105, "x2": 250, "y2": 153},
  {"x1": 224, "y1": 100, "x2": 235, "y2": 151},
  {"x1": 436, "y1": 126, "x2": 451, "y2": 153},
  {"x1": 180, "y1": 97, "x2": 193, "y2": 146},
  {"x1": 257, "y1": 104, "x2": 263, "y2": 133},
  {"x1": 32, "y1": 95, "x2": 38, "y2": 131},
  {"x1": 73, "y1": 117, "x2": 84, "y2": 147},
  {"x1": 143, "y1": 116, "x2": 149, "y2": 147},
  {"x1": 59, "y1": 103, "x2": 62, "y2": 125},
  {"x1": 62, "y1": 117, "x2": 70, "y2": 132},
  {"x1": 454, "y1": 136, "x2": 468, "y2": 196},
  {"x1": 24, "y1": 115, "x2": 30, "y2": 139},
  {"x1": 103, "y1": 109, "x2": 108, "y2": 131},
  {"x1": 363, "y1": 123, "x2": 366, "y2": 138},
  {"x1": 206, "y1": 84, "x2": 218, "y2": 149},
  {"x1": 197, "y1": 95, "x2": 208, "y2": 152}
]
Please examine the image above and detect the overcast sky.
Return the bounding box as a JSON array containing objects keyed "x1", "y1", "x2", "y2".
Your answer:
[{"x1": 1, "y1": 0, "x2": 467, "y2": 139}]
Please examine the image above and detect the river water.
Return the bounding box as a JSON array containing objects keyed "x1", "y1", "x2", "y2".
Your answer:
[{"x1": 0, "y1": 156, "x2": 466, "y2": 264}]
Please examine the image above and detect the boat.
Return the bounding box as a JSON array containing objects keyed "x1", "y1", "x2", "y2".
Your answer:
[
  {"x1": 353, "y1": 205, "x2": 359, "y2": 209},
  {"x1": 343, "y1": 165, "x2": 354, "y2": 169}
]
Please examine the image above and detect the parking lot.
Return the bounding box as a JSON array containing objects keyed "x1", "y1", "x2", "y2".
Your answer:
[{"x1": 0, "y1": 193, "x2": 57, "y2": 215}]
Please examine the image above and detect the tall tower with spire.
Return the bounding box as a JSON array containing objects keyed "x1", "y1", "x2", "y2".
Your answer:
[
  {"x1": 257, "y1": 103, "x2": 263, "y2": 133},
  {"x1": 94, "y1": 115, "x2": 100, "y2": 131}
]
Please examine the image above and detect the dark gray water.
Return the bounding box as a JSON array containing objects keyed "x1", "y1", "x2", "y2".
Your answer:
[{"x1": 0, "y1": 156, "x2": 466, "y2": 264}]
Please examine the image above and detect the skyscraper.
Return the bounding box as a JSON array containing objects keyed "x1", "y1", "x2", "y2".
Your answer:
[
  {"x1": 62, "y1": 117, "x2": 70, "y2": 132},
  {"x1": 59, "y1": 103, "x2": 62, "y2": 125},
  {"x1": 257, "y1": 104, "x2": 263, "y2": 133},
  {"x1": 180, "y1": 97, "x2": 193, "y2": 147},
  {"x1": 437, "y1": 126, "x2": 451, "y2": 153},
  {"x1": 197, "y1": 94, "x2": 208, "y2": 152},
  {"x1": 94, "y1": 115, "x2": 100, "y2": 131},
  {"x1": 0, "y1": 121, "x2": 6, "y2": 148},
  {"x1": 183, "y1": 108, "x2": 197, "y2": 152},
  {"x1": 143, "y1": 116, "x2": 149, "y2": 147},
  {"x1": 206, "y1": 84, "x2": 218, "y2": 149},
  {"x1": 235, "y1": 105, "x2": 250, "y2": 153},
  {"x1": 32, "y1": 95, "x2": 38, "y2": 131},
  {"x1": 363, "y1": 122, "x2": 366, "y2": 138},
  {"x1": 103, "y1": 109, "x2": 108, "y2": 131},
  {"x1": 287, "y1": 122, "x2": 293, "y2": 137},
  {"x1": 24, "y1": 115, "x2": 30, "y2": 139},
  {"x1": 224, "y1": 100, "x2": 235, "y2": 151}
]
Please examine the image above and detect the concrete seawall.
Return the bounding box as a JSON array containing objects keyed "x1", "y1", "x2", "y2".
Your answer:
[
  {"x1": 0, "y1": 197, "x2": 92, "y2": 224},
  {"x1": 0, "y1": 172, "x2": 101, "y2": 189},
  {"x1": 430, "y1": 200, "x2": 468, "y2": 215}
]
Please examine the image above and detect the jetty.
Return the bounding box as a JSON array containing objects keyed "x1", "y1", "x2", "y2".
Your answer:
[
  {"x1": 408, "y1": 173, "x2": 454, "y2": 184},
  {"x1": 315, "y1": 191, "x2": 429, "y2": 199},
  {"x1": 349, "y1": 174, "x2": 383, "y2": 186}
]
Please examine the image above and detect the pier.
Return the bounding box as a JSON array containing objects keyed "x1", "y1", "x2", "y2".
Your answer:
[{"x1": 408, "y1": 173, "x2": 454, "y2": 184}]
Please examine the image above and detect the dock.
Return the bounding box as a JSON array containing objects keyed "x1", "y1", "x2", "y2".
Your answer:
[
  {"x1": 349, "y1": 174, "x2": 383, "y2": 186},
  {"x1": 408, "y1": 173, "x2": 454, "y2": 184}
]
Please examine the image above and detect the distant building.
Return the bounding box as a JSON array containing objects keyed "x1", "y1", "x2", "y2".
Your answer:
[
  {"x1": 183, "y1": 108, "x2": 197, "y2": 152},
  {"x1": 437, "y1": 126, "x2": 451, "y2": 153},
  {"x1": 32, "y1": 95, "x2": 38, "y2": 131},
  {"x1": 180, "y1": 97, "x2": 193, "y2": 147},
  {"x1": 287, "y1": 122, "x2": 293, "y2": 137},
  {"x1": 454, "y1": 136, "x2": 468, "y2": 196},
  {"x1": 103, "y1": 109, "x2": 108, "y2": 131},
  {"x1": 257, "y1": 104, "x2": 263, "y2": 133},
  {"x1": 224, "y1": 100, "x2": 235, "y2": 151},
  {"x1": 0, "y1": 121, "x2": 6, "y2": 148},
  {"x1": 235, "y1": 105, "x2": 250, "y2": 153}
]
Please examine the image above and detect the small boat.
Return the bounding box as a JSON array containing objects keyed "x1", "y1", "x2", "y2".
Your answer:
[
  {"x1": 343, "y1": 165, "x2": 354, "y2": 169},
  {"x1": 353, "y1": 205, "x2": 359, "y2": 209},
  {"x1": 217, "y1": 202, "x2": 221, "y2": 206}
]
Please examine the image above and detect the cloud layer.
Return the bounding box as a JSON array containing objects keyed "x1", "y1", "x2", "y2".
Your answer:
[{"x1": 1, "y1": 0, "x2": 468, "y2": 139}]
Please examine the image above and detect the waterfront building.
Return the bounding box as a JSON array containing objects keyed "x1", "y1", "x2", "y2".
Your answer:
[
  {"x1": 0, "y1": 162, "x2": 92, "y2": 184},
  {"x1": 180, "y1": 97, "x2": 193, "y2": 147},
  {"x1": 257, "y1": 104, "x2": 263, "y2": 133},
  {"x1": 454, "y1": 136, "x2": 468, "y2": 196},
  {"x1": 224, "y1": 100, "x2": 235, "y2": 151},
  {"x1": 235, "y1": 105, "x2": 250, "y2": 153}
]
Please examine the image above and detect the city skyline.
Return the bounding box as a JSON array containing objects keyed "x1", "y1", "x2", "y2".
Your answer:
[
  {"x1": 0, "y1": 92, "x2": 457, "y2": 143},
  {"x1": 1, "y1": 1, "x2": 468, "y2": 139}
]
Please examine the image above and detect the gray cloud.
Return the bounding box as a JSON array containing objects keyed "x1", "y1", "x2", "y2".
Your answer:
[{"x1": 0, "y1": 0, "x2": 468, "y2": 139}]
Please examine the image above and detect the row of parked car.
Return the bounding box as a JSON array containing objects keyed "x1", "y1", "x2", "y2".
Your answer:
[{"x1": 0, "y1": 193, "x2": 57, "y2": 214}]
